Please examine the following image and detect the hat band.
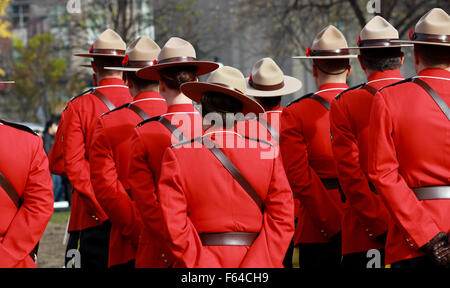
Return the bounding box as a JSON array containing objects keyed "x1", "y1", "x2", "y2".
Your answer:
[
  {"x1": 249, "y1": 79, "x2": 285, "y2": 91},
  {"x1": 358, "y1": 39, "x2": 399, "y2": 48},
  {"x1": 92, "y1": 48, "x2": 126, "y2": 56},
  {"x1": 411, "y1": 32, "x2": 450, "y2": 43},
  {"x1": 310, "y1": 49, "x2": 350, "y2": 56},
  {"x1": 124, "y1": 60, "x2": 157, "y2": 68},
  {"x1": 209, "y1": 82, "x2": 244, "y2": 95},
  {"x1": 157, "y1": 56, "x2": 197, "y2": 65}
]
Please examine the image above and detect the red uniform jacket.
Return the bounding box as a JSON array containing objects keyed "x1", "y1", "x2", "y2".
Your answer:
[
  {"x1": 0, "y1": 121, "x2": 54, "y2": 268},
  {"x1": 157, "y1": 128, "x2": 295, "y2": 268},
  {"x1": 63, "y1": 78, "x2": 132, "y2": 231},
  {"x1": 89, "y1": 91, "x2": 167, "y2": 267},
  {"x1": 280, "y1": 83, "x2": 348, "y2": 244},
  {"x1": 368, "y1": 68, "x2": 450, "y2": 264},
  {"x1": 128, "y1": 103, "x2": 202, "y2": 267},
  {"x1": 330, "y1": 70, "x2": 404, "y2": 255},
  {"x1": 48, "y1": 110, "x2": 66, "y2": 176}
]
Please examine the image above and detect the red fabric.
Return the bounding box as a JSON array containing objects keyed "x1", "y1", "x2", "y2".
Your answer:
[
  {"x1": 157, "y1": 129, "x2": 294, "y2": 267},
  {"x1": 48, "y1": 110, "x2": 66, "y2": 176},
  {"x1": 128, "y1": 103, "x2": 203, "y2": 267},
  {"x1": 0, "y1": 123, "x2": 54, "y2": 268},
  {"x1": 63, "y1": 78, "x2": 132, "y2": 232},
  {"x1": 368, "y1": 68, "x2": 450, "y2": 264},
  {"x1": 280, "y1": 83, "x2": 348, "y2": 244},
  {"x1": 89, "y1": 91, "x2": 167, "y2": 267},
  {"x1": 330, "y1": 70, "x2": 403, "y2": 255}
]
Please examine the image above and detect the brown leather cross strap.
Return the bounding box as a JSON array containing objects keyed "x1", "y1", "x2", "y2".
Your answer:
[
  {"x1": 199, "y1": 232, "x2": 258, "y2": 246},
  {"x1": 258, "y1": 117, "x2": 279, "y2": 144},
  {"x1": 310, "y1": 94, "x2": 331, "y2": 110},
  {"x1": 0, "y1": 171, "x2": 21, "y2": 209},
  {"x1": 126, "y1": 103, "x2": 151, "y2": 121},
  {"x1": 413, "y1": 186, "x2": 450, "y2": 200},
  {"x1": 362, "y1": 84, "x2": 378, "y2": 96},
  {"x1": 92, "y1": 89, "x2": 116, "y2": 111},
  {"x1": 412, "y1": 78, "x2": 450, "y2": 121},
  {"x1": 202, "y1": 137, "x2": 264, "y2": 212},
  {"x1": 156, "y1": 116, "x2": 188, "y2": 142}
]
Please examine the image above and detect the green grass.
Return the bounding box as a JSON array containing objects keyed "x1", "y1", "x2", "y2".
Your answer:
[{"x1": 49, "y1": 211, "x2": 70, "y2": 225}]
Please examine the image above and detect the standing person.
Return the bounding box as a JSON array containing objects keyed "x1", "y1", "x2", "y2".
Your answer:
[
  {"x1": 0, "y1": 118, "x2": 54, "y2": 268},
  {"x1": 155, "y1": 66, "x2": 294, "y2": 268},
  {"x1": 62, "y1": 28, "x2": 132, "y2": 269},
  {"x1": 280, "y1": 25, "x2": 356, "y2": 268},
  {"x1": 368, "y1": 8, "x2": 450, "y2": 268},
  {"x1": 330, "y1": 16, "x2": 411, "y2": 268},
  {"x1": 245, "y1": 57, "x2": 302, "y2": 267},
  {"x1": 89, "y1": 36, "x2": 166, "y2": 269},
  {"x1": 128, "y1": 37, "x2": 219, "y2": 267}
]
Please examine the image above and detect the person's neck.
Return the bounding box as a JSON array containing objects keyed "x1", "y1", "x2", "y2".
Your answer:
[
  {"x1": 97, "y1": 75, "x2": 123, "y2": 84},
  {"x1": 163, "y1": 89, "x2": 192, "y2": 107},
  {"x1": 131, "y1": 88, "x2": 158, "y2": 99},
  {"x1": 315, "y1": 75, "x2": 347, "y2": 88},
  {"x1": 416, "y1": 64, "x2": 450, "y2": 74}
]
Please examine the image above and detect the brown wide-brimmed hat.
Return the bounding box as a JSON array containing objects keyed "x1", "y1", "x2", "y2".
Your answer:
[
  {"x1": 391, "y1": 8, "x2": 450, "y2": 47},
  {"x1": 293, "y1": 25, "x2": 358, "y2": 59},
  {"x1": 136, "y1": 37, "x2": 219, "y2": 80},
  {"x1": 347, "y1": 16, "x2": 413, "y2": 50},
  {"x1": 74, "y1": 29, "x2": 126, "y2": 58},
  {"x1": 245, "y1": 58, "x2": 302, "y2": 97},
  {"x1": 181, "y1": 66, "x2": 264, "y2": 114},
  {"x1": 105, "y1": 36, "x2": 161, "y2": 72}
]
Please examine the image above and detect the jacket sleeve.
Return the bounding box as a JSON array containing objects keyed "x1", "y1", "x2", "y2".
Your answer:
[
  {"x1": 239, "y1": 155, "x2": 295, "y2": 268},
  {"x1": 128, "y1": 129, "x2": 167, "y2": 241},
  {"x1": 63, "y1": 101, "x2": 107, "y2": 222},
  {"x1": 0, "y1": 137, "x2": 54, "y2": 267},
  {"x1": 89, "y1": 119, "x2": 141, "y2": 246},
  {"x1": 330, "y1": 99, "x2": 388, "y2": 237},
  {"x1": 368, "y1": 93, "x2": 440, "y2": 248},
  {"x1": 157, "y1": 148, "x2": 220, "y2": 268},
  {"x1": 279, "y1": 108, "x2": 342, "y2": 239},
  {"x1": 48, "y1": 110, "x2": 66, "y2": 175}
]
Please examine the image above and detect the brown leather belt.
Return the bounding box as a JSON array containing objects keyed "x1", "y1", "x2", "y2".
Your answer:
[
  {"x1": 199, "y1": 232, "x2": 258, "y2": 246},
  {"x1": 413, "y1": 186, "x2": 450, "y2": 200}
]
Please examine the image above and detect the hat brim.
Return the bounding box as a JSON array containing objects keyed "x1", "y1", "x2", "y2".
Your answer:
[
  {"x1": 346, "y1": 44, "x2": 413, "y2": 49},
  {"x1": 104, "y1": 66, "x2": 141, "y2": 72},
  {"x1": 0, "y1": 81, "x2": 15, "y2": 84},
  {"x1": 136, "y1": 61, "x2": 220, "y2": 80},
  {"x1": 180, "y1": 82, "x2": 265, "y2": 115},
  {"x1": 74, "y1": 53, "x2": 126, "y2": 58},
  {"x1": 245, "y1": 75, "x2": 303, "y2": 97},
  {"x1": 292, "y1": 55, "x2": 358, "y2": 59},
  {"x1": 390, "y1": 40, "x2": 450, "y2": 47}
]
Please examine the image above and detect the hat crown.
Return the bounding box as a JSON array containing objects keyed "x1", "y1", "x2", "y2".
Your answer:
[
  {"x1": 415, "y1": 8, "x2": 450, "y2": 35},
  {"x1": 251, "y1": 58, "x2": 284, "y2": 86},
  {"x1": 93, "y1": 28, "x2": 126, "y2": 50},
  {"x1": 312, "y1": 25, "x2": 349, "y2": 50},
  {"x1": 126, "y1": 36, "x2": 160, "y2": 61},
  {"x1": 207, "y1": 66, "x2": 246, "y2": 94},
  {"x1": 360, "y1": 16, "x2": 399, "y2": 40},
  {"x1": 157, "y1": 37, "x2": 197, "y2": 62}
]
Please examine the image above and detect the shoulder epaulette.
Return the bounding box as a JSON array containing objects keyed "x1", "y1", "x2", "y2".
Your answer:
[
  {"x1": 378, "y1": 78, "x2": 413, "y2": 92},
  {"x1": 69, "y1": 88, "x2": 95, "y2": 103},
  {"x1": 101, "y1": 103, "x2": 130, "y2": 117},
  {"x1": 335, "y1": 83, "x2": 366, "y2": 100},
  {"x1": 286, "y1": 92, "x2": 314, "y2": 107},
  {"x1": 136, "y1": 115, "x2": 163, "y2": 128},
  {"x1": 0, "y1": 120, "x2": 38, "y2": 136}
]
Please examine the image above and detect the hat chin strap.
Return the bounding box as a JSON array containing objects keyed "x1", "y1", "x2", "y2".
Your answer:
[{"x1": 314, "y1": 62, "x2": 350, "y2": 75}]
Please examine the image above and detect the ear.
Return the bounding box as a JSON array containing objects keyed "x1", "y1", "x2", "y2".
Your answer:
[
  {"x1": 194, "y1": 77, "x2": 199, "y2": 83},
  {"x1": 91, "y1": 61, "x2": 97, "y2": 73},
  {"x1": 312, "y1": 64, "x2": 318, "y2": 78},
  {"x1": 413, "y1": 48, "x2": 420, "y2": 66},
  {"x1": 346, "y1": 65, "x2": 352, "y2": 77},
  {"x1": 159, "y1": 80, "x2": 166, "y2": 93}
]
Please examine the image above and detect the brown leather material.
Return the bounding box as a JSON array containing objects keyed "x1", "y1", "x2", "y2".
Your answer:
[
  {"x1": 199, "y1": 232, "x2": 258, "y2": 246},
  {"x1": 0, "y1": 170, "x2": 39, "y2": 262},
  {"x1": 362, "y1": 84, "x2": 378, "y2": 96},
  {"x1": 412, "y1": 78, "x2": 450, "y2": 121},
  {"x1": 412, "y1": 186, "x2": 450, "y2": 200},
  {"x1": 157, "y1": 116, "x2": 188, "y2": 143},
  {"x1": 209, "y1": 82, "x2": 245, "y2": 95},
  {"x1": 248, "y1": 79, "x2": 285, "y2": 91},
  {"x1": 310, "y1": 49, "x2": 350, "y2": 57},
  {"x1": 358, "y1": 39, "x2": 398, "y2": 48},
  {"x1": 411, "y1": 32, "x2": 450, "y2": 44},
  {"x1": 310, "y1": 94, "x2": 331, "y2": 110},
  {"x1": 91, "y1": 48, "x2": 126, "y2": 56},
  {"x1": 202, "y1": 137, "x2": 264, "y2": 212},
  {"x1": 92, "y1": 89, "x2": 116, "y2": 111},
  {"x1": 157, "y1": 56, "x2": 197, "y2": 65},
  {"x1": 124, "y1": 60, "x2": 156, "y2": 68},
  {"x1": 127, "y1": 103, "x2": 151, "y2": 121},
  {"x1": 258, "y1": 117, "x2": 279, "y2": 144}
]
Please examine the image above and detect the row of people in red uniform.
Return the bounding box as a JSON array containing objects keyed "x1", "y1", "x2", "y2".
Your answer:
[{"x1": 1, "y1": 7, "x2": 449, "y2": 268}]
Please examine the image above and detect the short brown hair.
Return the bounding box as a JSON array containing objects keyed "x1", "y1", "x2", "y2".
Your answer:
[
  {"x1": 415, "y1": 44, "x2": 450, "y2": 67},
  {"x1": 313, "y1": 59, "x2": 350, "y2": 75},
  {"x1": 124, "y1": 71, "x2": 158, "y2": 91},
  {"x1": 92, "y1": 56, "x2": 123, "y2": 74},
  {"x1": 360, "y1": 47, "x2": 403, "y2": 71},
  {"x1": 159, "y1": 66, "x2": 198, "y2": 90}
]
